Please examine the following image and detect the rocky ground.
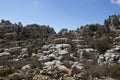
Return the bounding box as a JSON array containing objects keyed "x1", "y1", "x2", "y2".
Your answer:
[{"x1": 0, "y1": 15, "x2": 120, "y2": 80}]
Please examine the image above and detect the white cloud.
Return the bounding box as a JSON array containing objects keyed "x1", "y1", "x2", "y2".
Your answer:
[{"x1": 111, "y1": 0, "x2": 120, "y2": 5}]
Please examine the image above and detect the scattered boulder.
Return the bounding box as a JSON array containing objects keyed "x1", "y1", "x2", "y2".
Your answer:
[
  {"x1": 33, "y1": 74, "x2": 47, "y2": 80},
  {"x1": 8, "y1": 47, "x2": 21, "y2": 54},
  {"x1": 0, "y1": 52, "x2": 10, "y2": 56},
  {"x1": 20, "y1": 48, "x2": 28, "y2": 55},
  {"x1": 55, "y1": 44, "x2": 71, "y2": 49},
  {"x1": 42, "y1": 44, "x2": 52, "y2": 50},
  {"x1": 77, "y1": 48, "x2": 97, "y2": 60},
  {"x1": 21, "y1": 64, "x2": 31, "y2": 70},
  {"x1": 43, "y1": 60, "x2": 71, "y2": 76},
  {"x1": 53, "y1": 38, "x2": 69, "y2": 44},
  {"x1": 98, "y1": 46, "x2": 120, "y2": 65}
]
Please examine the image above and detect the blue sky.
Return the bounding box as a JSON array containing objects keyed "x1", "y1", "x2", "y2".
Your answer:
[{"x1": 0, "y1": 0, "x2": 120, "y2": 32}]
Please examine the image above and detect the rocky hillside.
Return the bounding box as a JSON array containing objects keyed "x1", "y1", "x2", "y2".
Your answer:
[
  {"x1": 0, "y1": 20, "x2": 55, "y2": 48},
  {"x1": 0, "y1": 15, "x2": 120, "y2": 80}
]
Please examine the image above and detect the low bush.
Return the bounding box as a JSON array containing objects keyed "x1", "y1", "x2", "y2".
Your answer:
[
  {"x1": 85, "y1": 64, "x2": 120, "y2": 79},
  {"x1": 0, "y1": 68, "x2": 17, "y2": 77},
  {"x1": 89, "y1": 36, "x2": 112, "y2": 54},
  {"x1": 109, "y1": 64, "x2": 120, "y2": 79},
  {"x1": 85, "y1": 64, "x2": 108, "y2": 78}
]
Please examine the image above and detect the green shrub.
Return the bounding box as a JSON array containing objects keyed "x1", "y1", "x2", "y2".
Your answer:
[
  {"x1": 0, "y1": 78, "x2": 7, "y2": 80},
  {"x1": 86, "y1": 64, "x2": 120, "y2": 79},
  {"x1": 8, "y1": 73, "x2": 24, "y2": 80},
  {"x1": 25, "y1": 73, "x2": 34, "y2": 80},
  {"x1": 109, "y1": 64, "x2": 120, "y2": 79},
  {"x1": 0, "y1": 68, "x2": 17, "y2": 77},
  {"x1": 86, "y1": 64, "x2": 110, "y2": 78},
  {"x1": 89, "y1": 25, "x2": 98, "y2": 32},
  {"x1": 89, "y1": 36, "x2": 112, "y2": 54}
]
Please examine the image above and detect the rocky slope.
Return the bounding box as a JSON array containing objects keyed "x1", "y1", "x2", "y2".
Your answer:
[{"x1": 0, "y1": 15, "x2": 120, "y2": 80}]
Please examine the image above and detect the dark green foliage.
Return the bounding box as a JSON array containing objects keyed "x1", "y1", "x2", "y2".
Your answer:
[
  {"x1": 27, "y1": 46, "x2": 33, "y2": 57},
  {"x1": 89, "y1": 25, "x2": 98, "y2": 32},
  {"x1": 8, "y1": 75, "x2": 23, "y2": 80},
  {"x1": 0, "y1": 68, "x2": 17, "y2": 77},
  {"x1": 68, "y1": 43, "x2": 77, "y2": 53},
  {"x1": 89, "y1": 36, "x2": 112, "y2": 54},
  {"x1": 85, "y1": 63, "x2": 120, "y2": 79},
  {"x1": 86, "y1": 65, "x2": 109, "y2": 78},
  {"x1": 23, "y1": 24, "x2": 55, "y2": 39},
  {"x1": 109, "y1": 64, "x2": 120, "y2": 79}
]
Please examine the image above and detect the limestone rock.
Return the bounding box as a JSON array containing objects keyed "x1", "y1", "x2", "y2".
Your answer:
[
  {"x1": 0, "y1": 52, "x2": 10, "y2": 56},
  {"x1": 77, "y1": 48, "x2": 97, "y2": 60},
  {"x1": 53, "y1": 38, "x2": 69, "y2": 44},
  {"x1": 21, "y1": 64, "x2": 31, "y2": 70},
  {"x1": 98, "y1": 46, "x2": 120, "y2": 65}
]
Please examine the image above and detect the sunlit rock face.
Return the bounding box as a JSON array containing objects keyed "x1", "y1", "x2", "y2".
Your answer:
[{"x1": 104, "y1": 15, "x2": 120, "y2": 31}]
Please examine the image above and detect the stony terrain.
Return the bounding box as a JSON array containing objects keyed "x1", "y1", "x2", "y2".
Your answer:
[{"x1": 0, "y1": 15, "x2": 120, "y2": 80}]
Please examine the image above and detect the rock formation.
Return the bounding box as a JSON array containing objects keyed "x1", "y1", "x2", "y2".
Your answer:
[{"x1": 0, "y1": 15, "x2": 120, "y2": 80}]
